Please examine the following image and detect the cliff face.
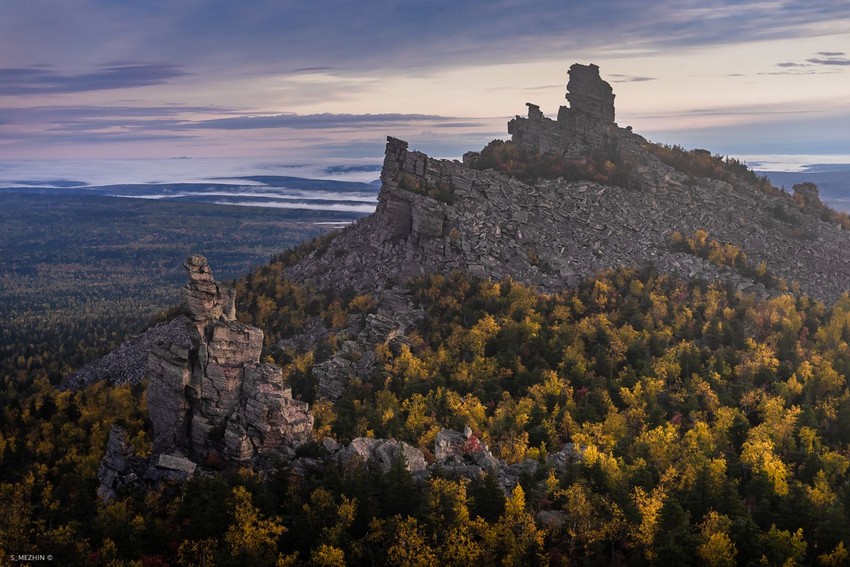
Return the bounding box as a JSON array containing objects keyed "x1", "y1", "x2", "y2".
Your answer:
[
  {"x1": 146, "y1": 255, "x2": 313, "y2": 465},
  {"x1": 286, "y1": 63, "x2": 850, "y2": 304}
]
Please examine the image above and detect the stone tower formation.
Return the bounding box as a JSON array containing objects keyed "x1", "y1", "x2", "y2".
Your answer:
[{"x1": 147, "y1": 255, "x2": 313, "y2": 465}]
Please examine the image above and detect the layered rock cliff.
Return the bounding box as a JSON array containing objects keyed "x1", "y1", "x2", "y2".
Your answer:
[{"x1": 98, "y1": 256, "x2": 316, "y2": 498}]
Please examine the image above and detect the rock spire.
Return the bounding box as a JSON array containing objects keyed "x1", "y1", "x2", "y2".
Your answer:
[
  {"x1": 565, "y1": 63, "x2": 615, "y2": 122},
  {"x1": 147, "y1": 256, "x2": 313, "y2": 465}
]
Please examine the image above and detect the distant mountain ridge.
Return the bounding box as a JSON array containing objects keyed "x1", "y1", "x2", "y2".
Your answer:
[{"x1": 1, "y1": 175, "x2": 379, "y2": 211}]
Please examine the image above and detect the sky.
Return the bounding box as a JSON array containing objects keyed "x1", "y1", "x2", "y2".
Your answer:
[{"x1": 1, "y1": 0, "x2": 849, "y2": 167}]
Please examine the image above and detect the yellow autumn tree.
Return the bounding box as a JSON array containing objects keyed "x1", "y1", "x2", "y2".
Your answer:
[
  {"x1": 225, "y1": 486, "x2": 286, "y2": 566},
  {"x1": 386, "y1": 516, "x2": 438, "y2": 567}
]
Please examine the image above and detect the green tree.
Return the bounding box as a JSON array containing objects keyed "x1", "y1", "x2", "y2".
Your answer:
[{"x1": 487, "y1": 485, "x2": 546, "y2": 566}]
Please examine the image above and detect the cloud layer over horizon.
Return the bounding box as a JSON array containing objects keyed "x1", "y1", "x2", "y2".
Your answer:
[{"x1": 1, "y1": 0, "x2": 849, "y2": 161}]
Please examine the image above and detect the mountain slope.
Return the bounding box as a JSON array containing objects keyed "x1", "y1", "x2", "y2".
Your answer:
[{"x1": 20, "y1": 63, "x2": 850, "y2": 566}]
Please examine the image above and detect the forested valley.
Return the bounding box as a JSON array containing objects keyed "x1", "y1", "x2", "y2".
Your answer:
[{"x1": 0, "y1": 191, "x2": 355, "y2": 384}]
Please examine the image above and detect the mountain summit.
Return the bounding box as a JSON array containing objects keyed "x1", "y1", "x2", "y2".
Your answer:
[
  {"x1": 286, "y1": 63, "x2": 849, "y2": 303},
  {"x1": 69, "y1": 63, "x2": 850, "y2": 398}
]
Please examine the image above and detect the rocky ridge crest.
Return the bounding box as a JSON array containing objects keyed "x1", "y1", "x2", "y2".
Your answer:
[{"x1": 285, "y1": 63, "x2": 849, "y2": 304}]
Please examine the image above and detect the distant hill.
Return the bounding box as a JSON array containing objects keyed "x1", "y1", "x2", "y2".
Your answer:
[
  {"x1": 1, "y1": 175, "x2": 380, "y2": 214},
  {"x1": 210, "y1": 174, "x2": 379, "y2": 192}
]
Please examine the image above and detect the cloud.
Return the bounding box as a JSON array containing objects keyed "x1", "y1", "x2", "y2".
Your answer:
[
  {"x1": 5, "y1": 1, "x2": 849, "y2": 80},
  {"x1": 768, "y1": 51, "x2": 850, "y2": 75},
  {"x1": 0, "y1": 101, "x2": 494, "y2": 157},
  {"x1": 631, "y1": 100, "x2": 833, "y2": 120},
  {"x1": 625, "y1": 97, "x2": 850, "y2": 155},
  {"x1": 2, "y1": 1, "x2": 849, "y2": 159},
  {"x1": 776, "y1": 50, "x2": 850, "y2": 68},
  {"x1": 0, "y1": 104, "x2": 230, "y2": 124},
  {"x1": 806, "y1": 56, "x2": 850, "y2": 66},
  {"x1": 522, "y1": 84, "x2": 563, "y2": 91},
  {"x1": 187, "y1": 113, "x2": 466, "y2": 130},
  {"x1": 30, "y1": 132, "x2": 200, "y2": 145},
  {"x1": 609, "y1": 74, "x2": 656, "y2": 83},
  {"x1": 0, "y1": 63, "x2": 188, "y2": 95}
]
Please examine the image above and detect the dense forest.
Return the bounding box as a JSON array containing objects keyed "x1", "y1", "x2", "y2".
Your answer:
[{"x1": 4, "y1": 248, "x2": 850, "y2": 564}]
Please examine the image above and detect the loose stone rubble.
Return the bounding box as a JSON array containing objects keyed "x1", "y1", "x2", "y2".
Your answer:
[
  {"x1": 63, "y1": 317, "x2": 195, "y2": 390},
  {"x1": 337, "y1": 437, "x2": 428, "y2": 477},
  {"x1": 311, "y1": 287, "x2": 424, "y2": 400},
  {"x1": 308, "y1": 426, "x2": 585, "y2": 493}
]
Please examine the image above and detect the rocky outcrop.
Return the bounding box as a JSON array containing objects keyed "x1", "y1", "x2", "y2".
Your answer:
[
  {"x1": 98, "y1": 256, "x2": 315, "y2": 499},
  {"x1": 312, "y1": 287, "x2": 424, "y2": 400},
  {"x1": 337, "y1": 437, "x2": 428, "y2": 477},
  {"x1": 97, "y1": 425, "x2": 146, "y2": 501},
  {"x1": 285, "y1": 64, "x2": 850, "y2": 304},
  {"x1": 793, "y1": 181, "x2": 823, "y2": 210},
  {"x1": 183, "y1": 254, "x2": 236, "y2": 323},
  {"x1": 320, "y1": 426, "x2": 585, "y2": 493},
  {"x1": 435, "y1": 427, "x2": 502, "y2": 475},
  {"x1": 433, "y1": 427, "x2": 585, "y2": 492},
  {"x1": 508, "y1": 63, "x2": 683, "y2": 192},
  {"x1": 147, "y1": 255, "x2": 313, "y2": 466},
  {"x1": 565, "y1": 63, "x2": 615, "y2": 122},
  {"x1": 95, "y1": 257, "x2": 318, "y2": 500},
  {"x1": 97, "y1": 424, "x2": 203, "y2": 501},
  {"x1": 143, "y1": 453, "x2": 198, "y2": 483},
  {"x1": 223, "y1": 363, "x2": 314, "y2": 462}
]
